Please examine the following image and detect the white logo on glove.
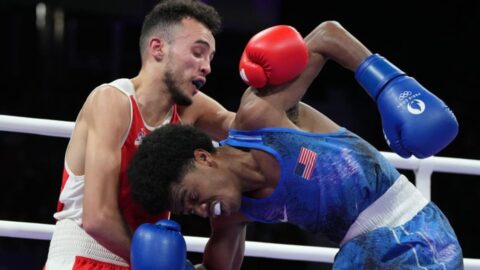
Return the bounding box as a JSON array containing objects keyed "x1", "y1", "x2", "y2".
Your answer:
[
  {"x1": 407, "y1": 99, "x2": 426, "y2": 115},
  {"x1": 398, "y1": 91, "x2": 412, "y2": 101},
  {"x1": 397, "y1": 91, "x2": 425, "y2": 115}
]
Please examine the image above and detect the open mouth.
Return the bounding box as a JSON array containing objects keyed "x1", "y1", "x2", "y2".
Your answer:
[{"x1": 192, "y1": 80, "x2": 205, "y2": 90}]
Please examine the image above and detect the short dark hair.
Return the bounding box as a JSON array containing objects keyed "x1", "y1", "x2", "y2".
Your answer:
[
  {"x1": 128, "y1": 124, "x2": 215, "y2": 214},
  {"x1": 139, "y1": 0, "x2": 222, "y2": 54}
]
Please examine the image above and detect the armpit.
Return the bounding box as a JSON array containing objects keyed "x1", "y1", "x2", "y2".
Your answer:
[{"x1": 286, "y1": 103, "x2": 300, "y2": 124}]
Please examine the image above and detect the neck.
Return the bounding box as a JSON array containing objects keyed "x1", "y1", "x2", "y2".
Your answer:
[
  {"x1": 219, "y1": 146, "x2": 267, "y2": 193},
  {"x1": 131, "y1": 68, "x2": 174, "y2": 126}
]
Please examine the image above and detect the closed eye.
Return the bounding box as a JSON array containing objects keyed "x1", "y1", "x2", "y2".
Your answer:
[
  {"x1": 179, "y1": 192, "x2": 199, "y2": 215},
  {"x1": 192, "y1": 40, "x2": 214, "y2": 62}
]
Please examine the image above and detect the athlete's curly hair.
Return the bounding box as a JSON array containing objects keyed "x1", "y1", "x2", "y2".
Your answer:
[
  {"x1": 139, "y1": 0, "x2": 222, "y2": 55},
  {"x1": 128, "y1": 124, "x2": 215, "y2": 214}
]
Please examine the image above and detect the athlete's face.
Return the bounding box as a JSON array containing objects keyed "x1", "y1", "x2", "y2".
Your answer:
[
  {"x1": 163, "y1": 67, "x2": 192, "y2": 106},
  {"x1": 164, "y1": 18, "x2": 215, "y2": 105},
  {"x1": 169, "y1": 150, "x2": 241, "y2": 218}
]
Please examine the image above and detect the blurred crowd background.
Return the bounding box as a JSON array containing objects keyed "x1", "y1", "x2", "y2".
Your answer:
[{"x1": 1, "y1": 0, "x2": 479, "y2": 269}]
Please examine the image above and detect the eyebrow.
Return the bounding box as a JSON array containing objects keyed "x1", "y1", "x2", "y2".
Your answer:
[{"x1": 194, "y1": 39, "x2": 211, "y2": 48}]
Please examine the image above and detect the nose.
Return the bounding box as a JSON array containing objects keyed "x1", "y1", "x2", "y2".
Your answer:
[
  {"x1": 200, "y1": 60, "x2": 211, "y2": 76},
  {"x1": 193, "y1": 203, "x2": 209, "y2": 218}
]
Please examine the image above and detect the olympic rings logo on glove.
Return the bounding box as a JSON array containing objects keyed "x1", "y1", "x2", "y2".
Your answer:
[{"x1": 398, "y1": 91, "x2": 412, "y2": 101}]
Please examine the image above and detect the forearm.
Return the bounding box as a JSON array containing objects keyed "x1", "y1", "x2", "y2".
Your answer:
[
  {"x1": 203, "y1": 221, "x2": 247, "y2": 270},
  {"x1": 203, "y1": 236, "x2": 245, "y2": 270},
  {"x1": 83, "y1": 146, "x2": 132, "y2": 261},
  {"x1": 83, "y1": 210, "x2": 132, "y2": 261},
  {"x1": 305, "y1": 21, "x2": 371, "y2": 71},
  {"x1": 83, "y1": 160, "x2": 132, "y2": 261}
]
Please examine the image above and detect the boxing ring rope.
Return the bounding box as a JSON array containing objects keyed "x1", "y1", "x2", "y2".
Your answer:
[
  {"x1": 1, "y1": 114, "x2": 480, "y2": 268},
  {"x1": 0, "y1": 114, "x2": 74, "y2": 138}
]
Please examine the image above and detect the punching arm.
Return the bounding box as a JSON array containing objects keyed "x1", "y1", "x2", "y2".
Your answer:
[{"x1": 355, "y1": 54, "x2": 458, "y2": 158}]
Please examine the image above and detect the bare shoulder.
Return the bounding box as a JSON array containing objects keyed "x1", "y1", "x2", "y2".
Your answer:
[
  {"x1": 82, "y1": 84, "x2": 131, "y2": 135},
  {"x1": 89, "y1": 84, "x2": 129, "y2": 105},
  {"x1": 84, "y1": 84, "x2": 130, "y2": 116},
  {"x1": 233, "y1": 88, "x2": 290, "y2": 130}
]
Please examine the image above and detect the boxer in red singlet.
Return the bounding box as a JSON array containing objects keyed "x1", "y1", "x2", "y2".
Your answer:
[{"x1": 44, "y1": 1, "x2": 233, "y2": 269}]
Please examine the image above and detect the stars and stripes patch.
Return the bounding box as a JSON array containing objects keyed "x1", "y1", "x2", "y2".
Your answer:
[{"x1": 294, "y1": 147, "x2": 318, "y2": 180}]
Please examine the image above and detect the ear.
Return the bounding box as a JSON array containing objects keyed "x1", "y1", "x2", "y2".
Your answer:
[
  {"x1": 193, "y1": 149, "x2": 216, "y2": 167},
  {"x1": 148, "y1": 37, "x2": 165, "y2": 61}
]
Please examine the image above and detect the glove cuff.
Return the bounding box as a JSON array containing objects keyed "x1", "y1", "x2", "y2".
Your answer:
[
  {"x1": 156, "y1": 219, "x2": 181, "y2": 232},
  {"x1": 355, "y1": 54, "x2": 405, "y2": 100}
]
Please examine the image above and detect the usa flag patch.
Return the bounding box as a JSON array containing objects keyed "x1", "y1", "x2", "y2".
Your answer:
[{"x1": 294, "y1": 147, "x2": 318, "y2": 180}]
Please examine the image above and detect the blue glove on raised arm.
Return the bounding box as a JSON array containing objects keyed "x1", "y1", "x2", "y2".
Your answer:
[
  {"x1": 355, "y1": 54, "x2": 459, "y2": 158},
  {"x1": 131, "y1": 219, "x2": 188, "y2": 270}
]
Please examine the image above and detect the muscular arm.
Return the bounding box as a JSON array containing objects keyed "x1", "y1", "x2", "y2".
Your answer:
[
  {"x1": 269, "y1": 21, "x2": 372, "y2": 112},
  {"x1": 235, "y1": 21, "x2": 371, "y2": 130},
  {"x1": 184, "y1": 91, "x2": 235, "y2": 141},
  {"x1": 305, "y1": 21, "x2": 372, "y2": 72},
  {"x1": 202, "y1": 213, "x2": 249, "y2": 270},
  {"x1": 82, "y1": 86, "x2": 132, "y2": 261}
]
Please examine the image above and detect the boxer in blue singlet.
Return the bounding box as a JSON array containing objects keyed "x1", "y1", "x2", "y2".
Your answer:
[
  {"x1": 222, "y1": 127, "x2": 460, "y2": 269},
  {"x1": 128, "y1": 22, "x2": 462, "y2": 269}
]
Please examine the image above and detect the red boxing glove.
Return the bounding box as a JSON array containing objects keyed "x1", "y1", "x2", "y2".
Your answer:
[{"x1": 239, "y1": 25, "x2": 309, "y2": 89}]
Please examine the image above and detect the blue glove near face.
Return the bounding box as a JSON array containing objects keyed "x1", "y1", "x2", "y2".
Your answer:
[{"x1": 131, "y1": 219, "x2": 188, "y2": 270}]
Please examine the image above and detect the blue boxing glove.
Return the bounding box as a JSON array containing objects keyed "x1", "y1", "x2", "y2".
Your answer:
[
  {"x1": 131, "y1": 219, "x2": 187, "y2": 270},
  {"x1": 355, "y1": 54, "x2": 458, "y2": 158}
]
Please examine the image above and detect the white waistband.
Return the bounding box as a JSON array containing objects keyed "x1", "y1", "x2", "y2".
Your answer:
[
  {"x1": 340, "y1": 175, "x2": 429, "y2": 246},
  {"x1": 46, "y1": 219, "x2": 129, "y2": 266}
]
